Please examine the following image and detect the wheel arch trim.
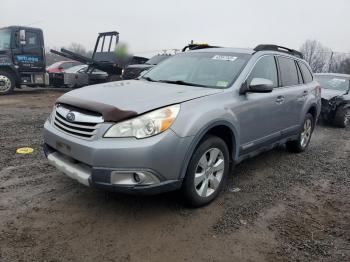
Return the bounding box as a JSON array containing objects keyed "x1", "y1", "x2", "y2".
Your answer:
[{"x1": 179, "y1": 120, "x2": 239, "y2": 180}]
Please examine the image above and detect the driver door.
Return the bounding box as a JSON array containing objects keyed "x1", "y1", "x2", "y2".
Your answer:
[
  {"x1": 236, "y1": 55, "x2": 284, "y2": 154},
  {"x1": 12, "y1": 29, "x2": 45, "y2": 73}
]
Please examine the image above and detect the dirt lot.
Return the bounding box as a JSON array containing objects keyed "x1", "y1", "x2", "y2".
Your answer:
[{"x1": 0, "y1": 89, "x2": 349, "y2": 262}]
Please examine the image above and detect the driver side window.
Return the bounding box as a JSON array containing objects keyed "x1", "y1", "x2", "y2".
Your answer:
[{"x1": 247, "y1": 56, "x2": 278, "y2": 88}]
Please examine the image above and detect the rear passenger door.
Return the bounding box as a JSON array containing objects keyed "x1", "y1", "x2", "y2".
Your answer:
[{"x1": 275, "y1": 56, "x2": 305, "y2": 136}]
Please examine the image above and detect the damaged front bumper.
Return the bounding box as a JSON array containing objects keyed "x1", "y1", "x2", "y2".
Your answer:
[{"x1": 321, "y1": 96, "x2": 348, "y2": 120}]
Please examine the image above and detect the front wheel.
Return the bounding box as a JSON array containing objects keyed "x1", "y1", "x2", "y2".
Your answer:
[
  {"x1": 333, "y1": 106, "x2": 350, "y2": 128},
  {"x1": 286, "y1": 113, "x2": 314, "y2": 153},
  {"x1": 181, "y1": 136, "x2": 229, "y2": 207},
  {"x1": 0, "y1": 71, "x2": 15, "y2": 95}
]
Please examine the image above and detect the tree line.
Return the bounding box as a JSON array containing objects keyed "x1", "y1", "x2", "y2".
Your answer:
[
  {"x1": 299, "y1": 40, "x2": 350, "y2": 74},
  {"x1": 46, "y1": 40, "x2": 350, "y2": 75}
]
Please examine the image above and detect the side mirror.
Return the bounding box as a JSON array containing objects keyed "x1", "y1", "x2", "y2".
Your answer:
[
  {"x1": 19, "y1": 29, "x2": 26, "y2": 45},
  {"x1": 247, "y1": 78, "x2": 274, "y2": 93}
]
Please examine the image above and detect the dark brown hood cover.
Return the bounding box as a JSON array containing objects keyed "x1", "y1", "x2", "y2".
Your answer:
[{"x1": 56, "y1": 95, "x2": 137, "y2": 122}]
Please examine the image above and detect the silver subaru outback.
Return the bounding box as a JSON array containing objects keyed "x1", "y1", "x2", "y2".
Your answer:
[{"x1": 43, "y1": 45, "x2": 321, "y2": 206}]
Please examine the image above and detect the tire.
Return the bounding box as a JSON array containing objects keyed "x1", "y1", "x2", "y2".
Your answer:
[
  {"x1": 286, "y1": 113, "x2": 314, "y2": 153},
  {"x1": 333, "y1": 106, "x2": 350, "y2": 128},
  {"x1": 181, "y1": 136, "x2": 230, "y2": 207},
  {"x1": 0, "y1": 70, "x2": 15, "y2": 95}
]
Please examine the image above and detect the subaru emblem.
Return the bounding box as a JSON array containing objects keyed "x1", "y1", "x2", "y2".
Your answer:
[{"x1": 66, "y1": 112, "x2": 75, "y2": 122}]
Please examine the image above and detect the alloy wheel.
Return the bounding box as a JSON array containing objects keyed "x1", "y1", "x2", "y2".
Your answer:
[
  {"x1": 194, "y1": 148, "x2": 225, "y2": 198},
  {"x1": 300, "y1": 119, "x2": 312, "y2": 148},
  {"x1": 0, "y1": 75, "x2": 12, "y2": 93}
]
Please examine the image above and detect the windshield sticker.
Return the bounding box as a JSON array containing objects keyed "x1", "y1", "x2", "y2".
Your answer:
[
  {"x1": 212, "y1": 55, "x2": 237, "y2": 62},
  {"x1": 216, "y1": 81, "x2": 229, "y2": 87}
]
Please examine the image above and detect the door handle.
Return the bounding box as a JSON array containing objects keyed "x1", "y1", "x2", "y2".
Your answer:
[
  {"x1": 276, "y1": 95, "x2": 285, "y2": 104},
  {"x1": 302, "y1": 90, "x2": 308, "y2": 97}
]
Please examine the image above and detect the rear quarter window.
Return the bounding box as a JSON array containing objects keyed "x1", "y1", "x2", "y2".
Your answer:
[
  {"x1": 277, "y1": 57, "x2": 299, "y2": 86},
  {"x1": 298, "y1": 62, "x2": 313, "y2": 83}
]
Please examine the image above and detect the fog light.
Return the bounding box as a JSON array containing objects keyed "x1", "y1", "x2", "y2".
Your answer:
[
  {"x1": 133, "y1": 173, "x2": 141, "y2": 183},
  {"x1": 111, "y1": 170, "x2": 160, "y2": 186}
]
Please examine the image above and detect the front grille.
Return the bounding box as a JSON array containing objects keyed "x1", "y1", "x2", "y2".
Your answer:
[{"x1": 53, "y1": 105, "x2": 103, "y2": 140}]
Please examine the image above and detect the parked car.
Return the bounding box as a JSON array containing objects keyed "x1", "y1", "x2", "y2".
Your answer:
[
  {"x1": 46, "y1": 61, "x2": 81, "y2": 73},
  {"x1": 63, "y1": 65, "x2": 89, "y2": 88},
  {"x1": 43, "y1": 44, "x2": 321, "y2": 206},
  {"x1": 47, "y1": 61, "x2": 81, "y2": 87},
  {"x1": 122, "y1": 54, "x2": 172, "y2": 80},
  {"x1": 64, "y1": 65, "x2": 108, "y2": 88},
  {"x1": 314, "y1": 73, "x2": 350, "y2": 128}
]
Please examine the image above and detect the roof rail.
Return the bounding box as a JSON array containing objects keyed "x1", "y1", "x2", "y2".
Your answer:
[{"x1": 254, "y1": 44, "x2": 304, "y2": 59}]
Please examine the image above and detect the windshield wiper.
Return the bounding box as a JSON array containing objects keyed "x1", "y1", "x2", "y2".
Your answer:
[
  {"x1": 159, "y1": 80, "x2": 206, "y2": 87},
  {"x1": 142, "y1": 76, "x2": 158, "y2": 82}
]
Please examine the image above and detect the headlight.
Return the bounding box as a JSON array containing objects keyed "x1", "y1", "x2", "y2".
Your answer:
[{"x1": 104, "y1": 104, "x2": 180, "y2": 139}]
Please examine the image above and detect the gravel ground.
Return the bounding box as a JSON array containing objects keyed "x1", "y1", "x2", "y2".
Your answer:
[{"x1": 0, "y1": 89, "x2": 349, "y2": 262}]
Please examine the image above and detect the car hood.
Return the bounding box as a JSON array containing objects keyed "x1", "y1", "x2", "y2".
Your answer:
[
  {"x1": 56, "y1": 80, "x2": 223, "y2": 122},
  {"x1": 321, "y1": 88, "x2": 346, "y2": 100}
]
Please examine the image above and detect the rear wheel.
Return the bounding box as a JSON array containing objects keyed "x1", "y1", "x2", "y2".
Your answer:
[
  {"x1": 286, "y1": 113, "x2": 314, "y2": 153},
  {"x1": 0, "y1": 71, "x2": 15, "y2": 95},
  {"x1": 333, "y1": 106, "x2": 350, "y2": 128},
  {"x1": 181, "y1": 136, "x2": 229, "y2": 207}
]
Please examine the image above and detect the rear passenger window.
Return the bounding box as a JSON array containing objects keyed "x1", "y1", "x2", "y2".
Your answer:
[
  {"x1": 277, "y1": 57, "x2": 299, "y2": 86},
  {"x1": 298, "y1": 62, "x2": 313, "y2": 83},
  {"x1": 247, "y1": 56, "x2": 278, "y2": 88}
]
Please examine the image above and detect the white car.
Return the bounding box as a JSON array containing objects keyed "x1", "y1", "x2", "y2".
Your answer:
[{"x1": 64, "y1": 65, "x2": 108, "y2": 88}]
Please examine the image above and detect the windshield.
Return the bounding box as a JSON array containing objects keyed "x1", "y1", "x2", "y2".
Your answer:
[
  {"x1": 143, "y1": 52, "x2": 250, "y2": 88},
  {"x1": 0, "y1": 29, "x2": 11, "y2": 51},
  {"x1": 65, "y1": 65, "x2": 87, "y2": 73},
  {"x1": 315, "y1": 75, "x2": 350, "y2": 92},
  {"x1": 146, "y1": 55, "x2": 171, "y2": 65},
  {"x1": 47, "y1": 62, "x2": 62, "y2": 69}
]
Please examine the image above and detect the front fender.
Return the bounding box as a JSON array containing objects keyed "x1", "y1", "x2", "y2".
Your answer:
[
  {"x1": 0, "y1": 63, "x2": 20, "y2": 84},
  {"x1": 171, "y1": 95, "x2": 241, "y2": 180}
]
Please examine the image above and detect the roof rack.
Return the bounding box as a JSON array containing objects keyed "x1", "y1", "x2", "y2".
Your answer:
[{"x1": 254, "y1": 44, "x2": 304, "y2": 59}]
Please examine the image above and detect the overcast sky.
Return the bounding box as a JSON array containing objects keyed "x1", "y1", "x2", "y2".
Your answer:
[{"x1": 2, "y1": 0, "x2": 349, "y2": 57}]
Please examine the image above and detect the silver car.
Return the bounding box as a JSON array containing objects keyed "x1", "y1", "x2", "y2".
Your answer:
[{"x1": 43, "y1": 45, "x2": 321, "y2": 206}]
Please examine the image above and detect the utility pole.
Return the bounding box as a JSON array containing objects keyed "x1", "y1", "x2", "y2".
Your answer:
[{"x1": 328, "y1": 52, "x2": 334, "y2": 72}]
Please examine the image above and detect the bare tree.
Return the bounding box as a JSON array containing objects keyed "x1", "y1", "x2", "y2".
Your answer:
[
  {"x1": 66, "y1": 43, "x2": 92, "y2": 58},
  {"x1": 328, "y1": 53, "x2": 344, "y2": 73},
  {"x1": 299, "y1": 40, "x2": 332, "y2": 73},
  {"x1": 339, "y1": 58, "x2": 350, "y2": 74}
]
